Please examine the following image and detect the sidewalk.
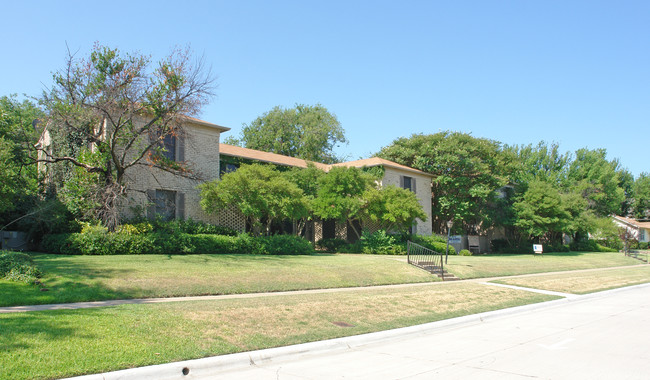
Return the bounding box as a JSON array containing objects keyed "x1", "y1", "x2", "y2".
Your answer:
[{"x1": 1, "y1": 264, "x2": 643, "y2": 314}]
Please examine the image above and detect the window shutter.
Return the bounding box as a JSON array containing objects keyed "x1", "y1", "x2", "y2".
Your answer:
[
  {"x1": 399, "y1": 175, "x2": 404, "y2": 188},
  {"x1": 412, "y1": 178, "x2": 417, "y2": 193},
  {"x1": 176, "y1": 192, "x2": 185, "y2": 220},
  {"x1": 177, "y1": 135, "x2": 185, "y2": 162},
  {"x1": 146, "y1": 190, "x2": 156, "y2": 220}
]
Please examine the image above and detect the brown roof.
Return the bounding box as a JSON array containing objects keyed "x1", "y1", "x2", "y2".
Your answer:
[
  {"x1": 219, "y1": 144, "x2": 432, "y2": 176},
  {"x1": 181, "y1": 116, "x2": 230, "y2": 132},
  {"x1": 332, "y1": 157, "x2": 434, "y2": 177},
  {"x1": 219, "y1": 144, "x2": 330, "y2": 170}
]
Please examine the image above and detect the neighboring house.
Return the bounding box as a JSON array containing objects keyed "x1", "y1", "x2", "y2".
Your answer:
[
  {"x1": 217, "y1": 144, "x2": 434, "y2": 239},
  {"x1": 612, "y1": 215, "x2": 650, "y2": 243}
]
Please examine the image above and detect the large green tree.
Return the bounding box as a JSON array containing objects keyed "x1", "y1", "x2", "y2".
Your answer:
[
  {"x1": 38, "y1": 45, "x2": 214, "y2": 229},
  {"x1": 378, "y1": 132, "x2": 510, "y2": 233},
  {"x1": 311, "y1": 166, "x2": 372, "y2": 239},
  {"x1": 513, "y1": 180, "x2": 570, "y2": 242},
  {"x1": 0, "y1": 96, "x2": 43, "y2": 227},
  {"x1": 226, "y1": 104, "x2": 347, "y2": 164},
  {"x1": 566, "y1": 148, "x2": 625, "y2": 217},
  {"x1": 200, "y1": 164, "x2": 309, "y2": 236},
  {"x1": 363, "y1": 185, "x2": 427, "y2": 233}
]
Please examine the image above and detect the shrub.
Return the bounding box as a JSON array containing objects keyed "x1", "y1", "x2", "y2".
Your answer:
[
  {"x1": 569, "y1": 239, "x2": 616, "y2": 252},
  {"x1": 411, "y1": 235, "x2": 456, "y2": 255},
  {"x1": 0, "y1": 250, "x2": 42, "y2": 284},
  {"x1": 40, "y1": 232, "x2": 314, "y2": 255},
  {"x1": 257, "y1": 235, "x2": 314, "y2": 255},
  {"x1": 361, "y1": 230, "x2": 395, "y2": 254},
  {"x1": 316, "y1": 238, "x2": 348, "y2": 252},
  {"x1": 459, "y1": 249, "x2": 472, "y2": 256}
]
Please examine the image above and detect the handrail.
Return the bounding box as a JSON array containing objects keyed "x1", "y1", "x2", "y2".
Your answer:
[{"x1": 407, "y1": 241, "x2": 444, "y2": 279}]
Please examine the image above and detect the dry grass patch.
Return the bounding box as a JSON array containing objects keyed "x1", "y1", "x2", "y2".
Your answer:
[
  {"x1": 493, "y1": 266, "x2": 650, "y2": 294},
  {"x1": 163, "y1": 282, "x2": 556, "y2": 351},
  {"x1": 445, "y1": 251, "x2": 641, "y2": 279}
]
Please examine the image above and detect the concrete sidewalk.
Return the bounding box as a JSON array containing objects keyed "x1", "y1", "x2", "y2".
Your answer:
[
  {"x1": 69, "y1": 283, "x2": 650, "y2": 380},
  {"x1": 1, "y1": 264, "x2": 643, "y2": 314}
]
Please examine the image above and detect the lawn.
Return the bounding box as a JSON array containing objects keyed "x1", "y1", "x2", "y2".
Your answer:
[
  {"x1": 444, "y1": 251, "x2": 642, "y2": 279},
  {"x1": 0, "y1": 282, "x2": 556, "y2": 380},
  {"x1": 1, "y1": 251, "x2": 643, "y2": 307},
  {"x1": 0, "y1": 253, "x2": 436, "y2": 307},
  {"x1": 493, "y1": 265, "x2": 650, "y2": 294}
]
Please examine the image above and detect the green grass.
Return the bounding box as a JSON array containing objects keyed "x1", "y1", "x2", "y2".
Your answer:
[
  {"x1": 0, "y1": 254, "x2": 436, "y2": 307},
  {"x1": 493, "y1": 265, "x2": 650, "y2": 294},
  {"x1": 444, "y1": 251, "x2": 642, "y2": 279},
  {"x1": 0, "y1": 282, "x2": 556, "y2": 380}
]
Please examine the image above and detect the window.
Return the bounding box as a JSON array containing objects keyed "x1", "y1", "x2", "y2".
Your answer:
[
  {"x1": 149, "y1": 131, "x2": 183, "y2": 162},
  {"x1": 155, "y1": 190, "x2": 176, "y2": 221},
  {"x1": 162, "y1": 135, "x2": 176, "y2": 161},
  {"x1": 147, "y1": 190, "x2": 185, "y2": 220},
  {"x1": 401, "y1": 176, "x2": 416, "y2": 193},
  {"x1": 640, "y1": 229, "x2": 646, "y2": 242},
  {"x1": 220, "y1": 162, "x2": 239, "y2": 177}
]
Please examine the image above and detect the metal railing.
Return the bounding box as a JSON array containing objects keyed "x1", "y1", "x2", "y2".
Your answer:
[{"x1": 407, "y1": 241, "x2": 444, "y2": 278}]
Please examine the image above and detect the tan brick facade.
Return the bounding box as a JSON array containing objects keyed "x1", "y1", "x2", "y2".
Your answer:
[
  {"x1": 379, "y1": 167, "x2": 433, "y2": 236},
  {"x1": 122, "y1": 120, "x2": 228, "y2": 224}
]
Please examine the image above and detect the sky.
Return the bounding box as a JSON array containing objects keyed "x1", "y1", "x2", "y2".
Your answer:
[{"x1": 2, "y1": 0, "x2": 648, "y2": 177}]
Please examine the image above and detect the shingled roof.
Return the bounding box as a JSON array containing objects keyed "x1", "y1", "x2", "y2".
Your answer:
[{"x1": 219, "y1": 144, "x2": 432, "y2": 176}]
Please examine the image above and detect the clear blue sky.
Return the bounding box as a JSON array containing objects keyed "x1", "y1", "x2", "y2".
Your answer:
[{"x1": 2, "y1": 1, "x2": 648, "y2": 177}]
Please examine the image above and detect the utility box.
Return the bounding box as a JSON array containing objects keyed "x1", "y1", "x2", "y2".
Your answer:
[{"x1": 1, "y1": 231, "x2": 28, "y2": 251}]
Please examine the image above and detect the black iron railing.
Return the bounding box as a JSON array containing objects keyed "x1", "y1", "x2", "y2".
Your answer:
[{"x1": 407, "y1": 241, "x2": 444, "y2": 278}]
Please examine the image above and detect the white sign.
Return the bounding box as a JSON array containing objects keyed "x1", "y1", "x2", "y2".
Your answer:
[
  {"x1": 448, "y1": 235, "x2": 462, "y2": 244},
  {"x1": 533, "y1": 244, "x2": 543, "y2": 254}
]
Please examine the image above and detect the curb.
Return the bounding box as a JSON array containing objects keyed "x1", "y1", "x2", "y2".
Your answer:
[{"x1": 65, "y1": 282, "x2": 650, "y2": 380}]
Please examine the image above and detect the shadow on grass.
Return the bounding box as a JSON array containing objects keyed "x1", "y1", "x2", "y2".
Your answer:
[
  {"x1": 0, "y1": 254, "x2": 135, "y2": 307},
  {"x1": 0, "y1": 310, "x2": 91, "y2": 351}
]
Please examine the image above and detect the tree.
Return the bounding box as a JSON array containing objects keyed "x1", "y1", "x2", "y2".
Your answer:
[
  {"x1": 513, "y1": 180, "x2": 570, "y2": 242},
  {"x1": 566, "y1": 148, "x2": 625, "y2": 217},
  {"x1": 377, "y1": 132, "x2": 510, "y2": 233},
  {"x1": 199, "y1": 164, "x2": 309, "y2": 236},
  {"x1": 37, "y1": 44, "x2": 214, "y2": 230},
  {"x1": 507, "y1": 141, "x2": 570, "y2": 186},
  {"x1": 633, "y1": 173, "x2": 650, "y2": 219},
  {"x1": 226, "y1": 104, "x2": 347, "y2": 164},
  {"x1": 363, "y1": 185, "x2": 427, "y2": 233},
  {"x1": 0, "y1": 96, "x2": 43, "y2": 227},
  {"x1": 311, "y1": 166, "x2": 372, "y2": 239}
]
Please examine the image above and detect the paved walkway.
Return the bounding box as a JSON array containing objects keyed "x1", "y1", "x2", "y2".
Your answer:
[
  {"x1": 0, "y1": 265, "x2": 642, "y2": 314},
  {"x1": 71, "y1": 282, "x2": 650, "y2": 379}
]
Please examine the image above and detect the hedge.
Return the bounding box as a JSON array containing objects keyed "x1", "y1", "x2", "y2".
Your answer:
[{"x1": 40, "y1": 232, "x2": 314, "y2": 255}]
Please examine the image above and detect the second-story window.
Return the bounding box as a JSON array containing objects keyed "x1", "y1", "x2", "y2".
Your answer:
[
  {"x1": 401, "y1": 175, "x2": 416, "y2": 193},
  {"x1": 162, "y1": 134, "x2": 176, "y2": 161}
]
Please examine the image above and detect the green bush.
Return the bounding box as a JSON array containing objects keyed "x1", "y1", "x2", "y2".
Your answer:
[
  {"x1": 316, "y1": 238, "x2": 348, "y2": 252},
  {"x1": 411, "y1": 235, "x2": 456, "y2": 255},
  {"x1": 459, "y1": 249, "x2": 472, "y2": 256},
  {"x1": 569, "y1": 239, "x2": 617, "y2": 252},
  {"x1": 0, "y1": 250, "x2": 42, "y2": 284},
  {"x1": 40, "y1": 232, "x2": 313, "y2": 255},
  {"x1": 360, "y1": 230, "x2": 406, "y2": 255},
  {"x1": 257, "y1": 235, "x2": 315, "y2": 255}
]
